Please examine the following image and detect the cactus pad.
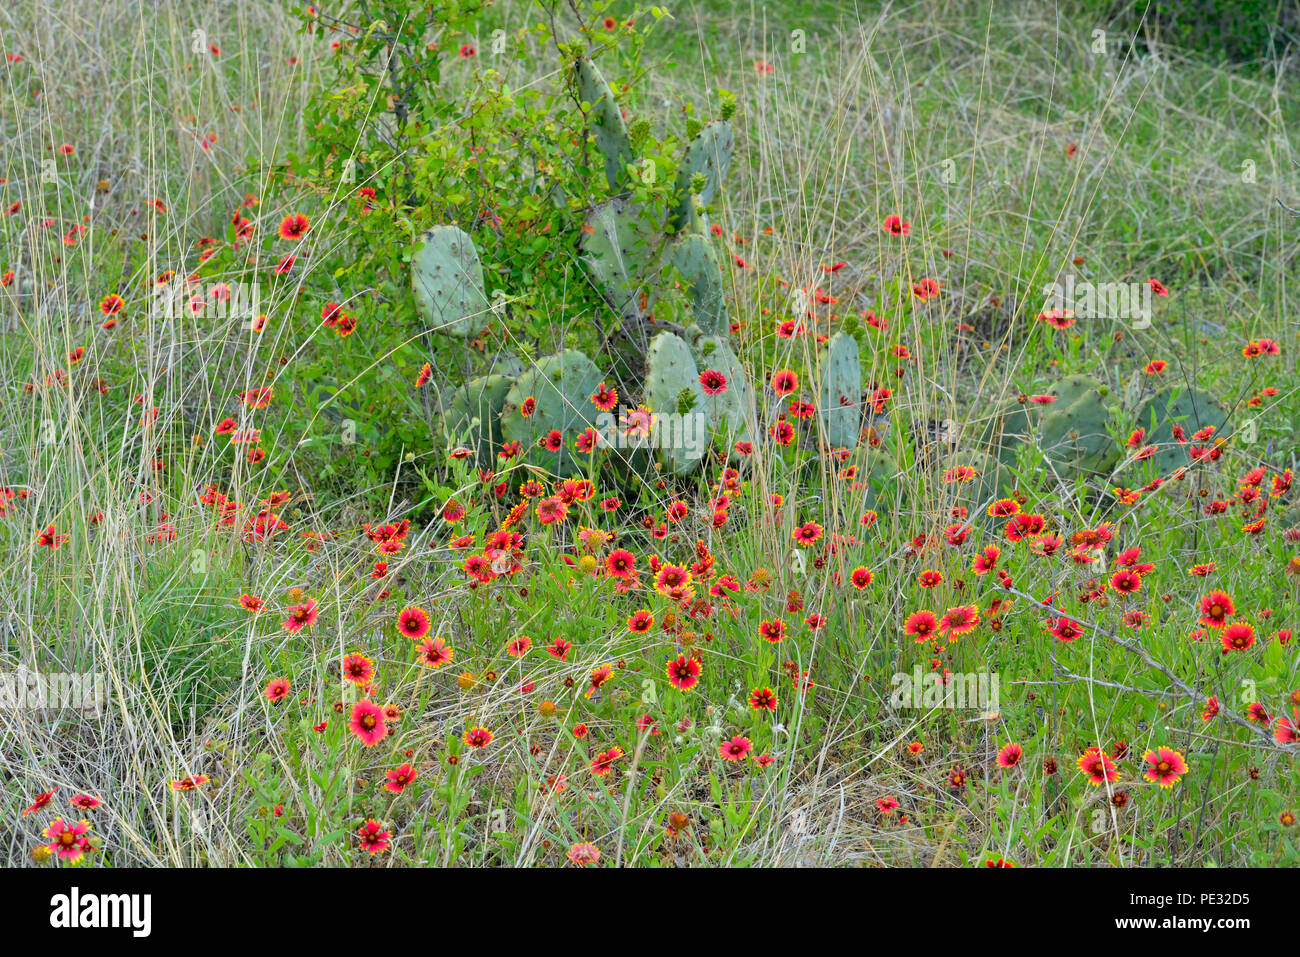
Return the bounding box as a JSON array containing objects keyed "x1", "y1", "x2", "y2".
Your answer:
[
  {"x1": 645, "y1": 331, "x2": 708, "y2": 474},
  {"x1": 580, "y1": 198, "x2": 659, "y2": 319},
  {"x1": 671, "y1": 234, "x2": 729, "y2": 336},
  {"x1": 974, "y1": 397, "x2": 1035, "y2": 467},
  {"x1": 1131, "y1": 387, "x2": 1230, "y2": 475},
  {"x1": 668, "y1": 121, "x2": 734, "y2": 232},
  {"x1": 411, "y1": 226, "x2": 491, "y2": 339},
  {"x1": 1039, "y1": 381, "x2": 1120, "y2": 480},
  {"x1": 444, "y1": 375, "x2": 511, "y2": 467},
  {"x1": 575, "y1": 57, "x2": 634, "y2": 194},
  {"x1": 1046, "y1": 373, "x2": 1109, "y2": 411},
  {"x1": 692, "y1": 334, "x2": 752, "y2": 447},
  {"x1": 940, "y1": 450, "x2": 1014, "y2": 516},
  {"x1": 817, "y1": 331, "x2": 862, "y2": 451},
  {"x1": 501, "y1": 350, "x2": 605, "y2": 476}
]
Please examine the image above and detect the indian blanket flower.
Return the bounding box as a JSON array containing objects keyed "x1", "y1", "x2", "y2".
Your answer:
[
  {"x1": 1198, "y1": 591, "x2": 1235, "y2": 629},
  {"x1": 1110, "y1": 569, "x2": 1142, "y2": 595},
  {"x1": 972, "y1": 546, "x2": 1000, "y2": 575},
  {"x1": 357, "y1": 819, "x2": 391, "y2": 854},
  {"x1": 342, "y1": 653, "x2": 375, "y2": 686},
  {"x1": 1123, "y1": 610, "x2": 1150, "y2": 630},
  {"x1": 719, "y1": 735, "x2": 753, "y2": 761},
  {"x1": 43, "y1": 818, "x2": 92, "y2": 862},
  {"x1": 759, "y1": 619, "x2": 786, "y2": 643},
  {"x1": 36, "y1": 524, "x2": 69, "y2": 549},
  {"x1": 586, "y1": 663, "x2": 616, "y2": 698},
  {"x1": 348, "y1": 700, "x2": 388, "y2": 747},
  {"x1": 1034, "y1": 310, "x2": 1076, "y2": 332},
  {"x1": 749, "y1": 686, "x2": 778, "y2": 711},
  {"x1": 770, "y1": 369, "x2": 799, "y2": 396},
  {"x1": 264, "y1": 678, "x2": 290, "y2": 702},
  {"x1": 1274, "y1": 708, "x2": 1300, "y2": 744},
  {"x1": 1268, "y1": 707, "x2": 1300, "y2": 743},
  {"x1": 793, "y1": 521, "x2": 824, "y2": 546},
  {"x1": 1219, "y1": 622, "x2": 1256, "y2": 652},
  {"x1": 904, "y1": 610, "x2": 939, "y2": 642},
  {"x1": 987, "y1": 498, "x2": 1020, "y2": 518},
  {"x1": 1077, "y1": 747, "x2": 1119, "y2": 785},
  {"x1": 463, "y1": 726, "x2": 493, "y2": 748},
  {"x1": 667, "y1": 654, "x2": 702, "y2": 691},
  {"x1": 654, "y1": 564, "x2": 692, "y2": 593},
  {"x1": 1142, "y1": 747, "x2": 1188, "y2": 788},
  {"x1": 567, "y1": 841, "x2": 601, "y2": 865},
  {"x1": 282, "y1": 598, "x2": 318, "y2": 633},
  {"x1": 912, "y1": 277, "x2": 941, "y2": 300},
  {"x1": 23, "y1": 788, "x2": 57, "y2": 817},
  {"x1": 997, "y1": 743, "x2": 1023, "y2": 769},
  {"x1": 883, "y1": 214, "x2": 910, "y2": 236},
  {"x1": 396, "y1": 606, "x2": 431, "y2": 640},
  {"x1": 384, "y1": 763, "x2": 419, "y2": 794},
  {"x1": 1051, "y1": 617, "x2": 1084, "y2": 642},
  {"x1": 699, "y1": 369, "x2": 728, "y2": 394},
  {"x1": 938, "y1": 605, "x2": 980, "y2": 638},
  {"x1": 416, "y1": 636, "x2": 453, "y2": 669},
  {"x1": 606, "y1": 548, "x2": 636, "y2": 579},
  {"x1": 590, "y1": 746, "x2": 624, "y2": 776},
  {"x1": 277, "y1": 212, "x2": 310, "y2": 240}
]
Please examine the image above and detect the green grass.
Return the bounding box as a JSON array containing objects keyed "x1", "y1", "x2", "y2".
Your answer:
[{"x1": 1, "y1": 0, "x2": 1297, "y2": 868}]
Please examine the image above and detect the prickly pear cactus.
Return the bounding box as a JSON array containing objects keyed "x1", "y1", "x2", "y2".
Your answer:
[
  {"x1": 817, "y1": 331, "x2": 862, "y2": 451},
  {"x1": 444, "y1": 375, "x2": 511, "y2": 467},
  {"x1": 803, "y1": 439, "x2": 896, "y2": 514},
  {"x1": 411, "y1": 226, "x2": 491, "y2": 339},
  {"x1": 940, "y1": 450, "x2": 1013, "y2": 515},
  {"x1": 1046, "y1": 373, "x2": 1107, "y2": 412},
  {"x1": 1039, "y1": 379, "x2": 1120, "y2": 480},
  {"x1": 645, "y1": 331, "x2": 708, "y2": 475},
  {"x1": 974, "y1": 397, "x2": 1035, "y2": 467},
  {"x1": 672, "y1": 234, "x2": 729, "y2": 336},
  {"x1": 501, "y1": 350, "x2": 605, "y2": 476},
  {"x1": 692, "y1": 334, "x2": 752, "y2": 448},
  {"x1": 580, "y1": 198, "x2": 659, "y2": 319},
  {"x1": 575, "y1": 57, "x2": 634, "y2": 194},
  {"x1": 668, "y1": 121, "x2": 734, "y2": 233},
  {"x1": 1131, "y1": 387, "x2": 1230, "y2": 474}
]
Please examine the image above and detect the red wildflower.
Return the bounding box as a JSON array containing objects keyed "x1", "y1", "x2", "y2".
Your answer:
[
  {"x1": 348, "y1": 700, "x2": 388, "y2": 747},
  {"x1": 1141, "y1": 747, "x2": 1188, "y2": 788},
  {"x1": 719, "y1": 735, "x2": 753, "y2": 761}
]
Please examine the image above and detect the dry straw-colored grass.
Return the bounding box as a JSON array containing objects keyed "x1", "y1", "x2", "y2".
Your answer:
[{"x1": 1, "y1": 0, "x2": 1295, "y2": 865}]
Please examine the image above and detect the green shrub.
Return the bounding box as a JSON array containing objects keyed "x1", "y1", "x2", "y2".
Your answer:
[{"x1": 1079, "y1": 0, "x2": 1300, "y2": 66}]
